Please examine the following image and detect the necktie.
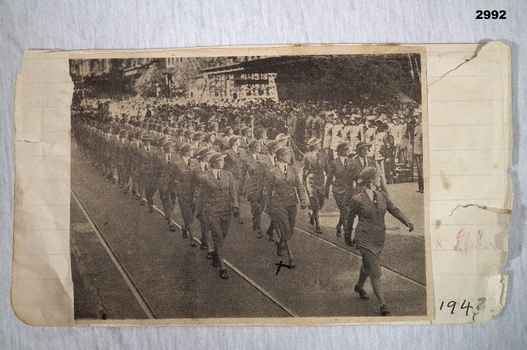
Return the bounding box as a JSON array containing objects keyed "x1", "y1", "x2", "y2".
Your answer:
[
  {"x1": 204, "y1": 165, "x2": 208, "y2": 172},
  {"x1": 284, "y1": 165, "x2": 287, "y2": 176},
  {"x1": 217, "y1": 170, "x2": 221, "y2": 181},
  {"x1": 373, "y1": 191, "x2": 378, "y2": 208},
  {"x1": 188, "y1": 159, "x2": 191, "y2": 167}
]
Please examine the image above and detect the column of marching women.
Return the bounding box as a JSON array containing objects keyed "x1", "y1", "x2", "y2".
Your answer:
[{"x1": 71, "y1": 100, "x2": 420, "y2": 315}]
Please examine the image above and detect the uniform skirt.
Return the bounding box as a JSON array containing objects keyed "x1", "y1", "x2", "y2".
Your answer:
[
  {"x1": 356, "y1": 242, "x2": 383, "y2": 279},
  {"x1": 306, "y1": 183, "x2": 325, "y2": 211}
]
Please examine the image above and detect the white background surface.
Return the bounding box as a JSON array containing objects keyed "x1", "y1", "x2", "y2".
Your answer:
[{"x1": 1, "y1": 1, "x2": 525, "y2": 348}]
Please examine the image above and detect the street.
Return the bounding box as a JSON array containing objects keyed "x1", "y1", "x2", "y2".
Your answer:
[{"x1": 70, "y1": 145, "x2": 428, "y2": 320}]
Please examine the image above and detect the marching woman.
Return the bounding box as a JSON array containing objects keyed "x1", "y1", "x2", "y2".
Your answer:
[
  {"x1": 348, "y1": 167, "x2": 413, "y2": 316},
  {"x1": 172, "y1": 143, "x2": 199, "y2": 247},
  {"x1": 128, "y1": 130, "x2": 142, "y2": 200},
  {"x1": 199, "y1": 152, "x2": 239, "y2": 279},
  {"x1": 302, "y1": 137, "x2": 329, "y2": 234},
  {"x1": 155, "y1": 139, "x2": 177, "y2": 232},
  {"x1": 224, "y1": 136, "x2": 247, "y2": 224},
  {"x1": 240, "y1": 140, "x2": 267, "y2": 239},
  {"x1": 192, "y1": 147, "x2": 215, "y2": 259},
  {"x1": 324, "y1": 142, "x2": 354, "y2": 238},
  {"x1": 136, "y1": 132, "x2": 158, "y2": 212},
  {"x1": 265, "y1": 147, "x2": 308, "y2": 268}
]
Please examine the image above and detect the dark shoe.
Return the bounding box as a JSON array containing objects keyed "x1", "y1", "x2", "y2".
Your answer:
[
  {"x1": 267, "y1": 227, "x2": 275, "y2": 241},
  {"x1": 220, "y1": 269, "x2": 229, "y2": 279},
  {"x1": 345, "y1": 239, "x2": 354, "y2": 246},
  {"x1": 206, "y1": 251, "x2": 214, "y2": 260},
  {"x1": 315, "y1": 226, "x2": 323, "y2": 234},
  {"x1": 275, "y1": 241, "x2": 283, "y2": 257},
  {"x1": 148, "y1": 206, "x2": 153, "y2": 213},
  {"x1": 200, "y1": 241, "x2": 208, "y2": 250},
  {"x1": 308, "y1": 212, "x2": 315, "y2": 225},
  {"x1": 257, "y1": 231, "x2": 264, "y2": 239},
  {"x1": 354, "y1": 285, "x2": 370, "y2": 300},
  {"x1": 134, "y1": 194, "x2": 140, "y2": 200},
  {"x1": 182, "y1": 229, "x2": 189, "y2": 238},
  {"x1": 336, "y1": 226, "x2": 342, "y2": 237},
  {"x1": 275, "y1": 242, "x2": 284, "y2": 256},
  {"x1": 123, "y1": 189, "x2": 128, "y2": 194},
  {"x1": 140, "y1": 199, "x2": 147, "y2": 206},
  {"x1": 380, "y1": 304, "x2": 391, "y2": 316},
  {"x1": 169, "y1": 225, "x2": 176, "y2": 232},
  {"x1": 190, "y1": 240, "x2": 197, "y2": 248}
]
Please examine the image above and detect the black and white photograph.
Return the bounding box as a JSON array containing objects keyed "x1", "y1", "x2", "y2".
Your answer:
[{"x1": 68, "y1": 48, "x2": 430, "y2": 322}]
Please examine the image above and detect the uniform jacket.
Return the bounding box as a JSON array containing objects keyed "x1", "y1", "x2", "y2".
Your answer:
[
  {"x1": 330, "y1": 123, "x2": 344, "y2": 151},
  {"x1": 325, "y1": 156, "x2": 353, "y2": 197},
  {"x1": 199, "y1": 169, "x2": 239, "y2": 214},
  {"x1": 238, "y1": 135, "x2": 251, "y2": 149},
  {"x1": 348, "y1": 188, "x2": 409, "y2": 251},
  {"x1": 349, "y1": 155, "x2": 377, "y2": 183},
  {"x1": 323, "y1": 122, "x2": 333, "y2": 149},
  {"x1": 240, "y1": 152, "x2": 267, "y2": 201},
  {"x1": 413, "y1": 124, "x2": 423, "y2": 155},
  {"x1": 171, "y1": 157, "x2": 199, "y2": 195},
  {"x1": 302, "y1": 150, "x2": 329, "y2": 190},
  {"x1": 224, "y1": 147, "x2": 247, "y2": 180},
  {"x1": 137, "y1": 146, "x2": 157, "y2": 174},
  {"x1": 266, "y1": 163, "x2": 308, "y2": 210},
  {"x1": 191, "y1": 162, "x2": 209, "y2": 216},
  {"x1": 155, "y1": 151, "x2": 173, "y2": 188}
]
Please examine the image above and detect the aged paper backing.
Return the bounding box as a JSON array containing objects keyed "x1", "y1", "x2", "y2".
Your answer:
[{"x1": 12, "y1": 42, "x2": 510, "y2": 326}]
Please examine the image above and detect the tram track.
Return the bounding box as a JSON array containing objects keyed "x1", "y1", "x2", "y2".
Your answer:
[{"x1": 71, "y1": 160, "x2": 425, "y2": 320}]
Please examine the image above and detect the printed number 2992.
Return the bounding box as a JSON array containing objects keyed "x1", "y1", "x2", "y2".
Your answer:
[{"x1": 476, "y1": 10, "x2": 506, "y2": 19}]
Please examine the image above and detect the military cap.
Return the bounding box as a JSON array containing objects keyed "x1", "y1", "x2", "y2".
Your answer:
[
  {"x1": 228, "y1": 135, "x2": 240, "y2": 148},
  {"x1": 275, "y1": 146, "x2": 293, "y2": 159},
  {"x1": 196, "y1": 147, "x2": 213, "y2": 161},
  {"x1": 306, "y1": 137, "x2": 321, "y2": 148},
  {"x1": 178, "y1": 143, "x2": 192, "y2": 155},
  {"x1": 275, "y1": 133, "x2": 290, "y2": 143},
  {"x1": 336, "y1": 142, "x2": 350, "y2": 153},
  {"x1": 192, "y1": 131, "x2": 205, "y2": 141},
  {"x1": 248, "y1": 139, "x2": 260, "y2": 151},
  {"x1": 161, "y1": 141, "x2": 175, "y2": 152},
  {"x1": 209, "y1": 152, "x2": 226, "y2": 165},
  {"x1": 357, "y1": 167, "x2": 378, "y2": 184},
  {"x1": 355, "y1": 141, "x2": 372, "y2": 151},
  {"x1": 267, "y1": 140, "x2": 280, "y2": 154}
]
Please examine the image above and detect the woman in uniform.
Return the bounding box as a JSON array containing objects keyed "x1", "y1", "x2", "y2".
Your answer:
[
  {"x1": 199, "y1": 152, "x2": 239, "y2": 279},
  {"x1": 172, "y1": 143, "x2": 199, "y2": 247},
  {"x1": 192, "y1": 147, "x2": 215, "y2": 259},
  {"x1": 265, "y1": 147, "x2": 308, "y2": 268},
  {"x1": 137, "y1": 132, "x2": 158, "y2": 212},
  {"x1": 301, "y1": 137, "x2": 329, "y2": 234},
  {"x1": 348, "y1": 167, "x2": 413, "y2": 316},
  {"x1": 155, "y1": 139, "x2": 177, "y2": 232},
  {"x1": 240, "y1": 140, "x2": 267, "y2": 238},
  {"x1": 324, "y1": 142, "x2": 353, "y2": 238}
]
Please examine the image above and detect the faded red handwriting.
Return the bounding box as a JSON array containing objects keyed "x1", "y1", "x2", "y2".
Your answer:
[{"x1": 436, "y1": 229, "x2": 496, "y2": 252}]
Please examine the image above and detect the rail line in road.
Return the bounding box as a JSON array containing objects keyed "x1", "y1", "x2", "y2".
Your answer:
[
  {"x1": 72, "y1": 188, "x2": 158, "y2": 319},
  {"x1": 150, "y1": 205, "x2": 299, "y2": 318},
  {"x1": 72, "y1": 177, "x2": 425, "y2": 320}
]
